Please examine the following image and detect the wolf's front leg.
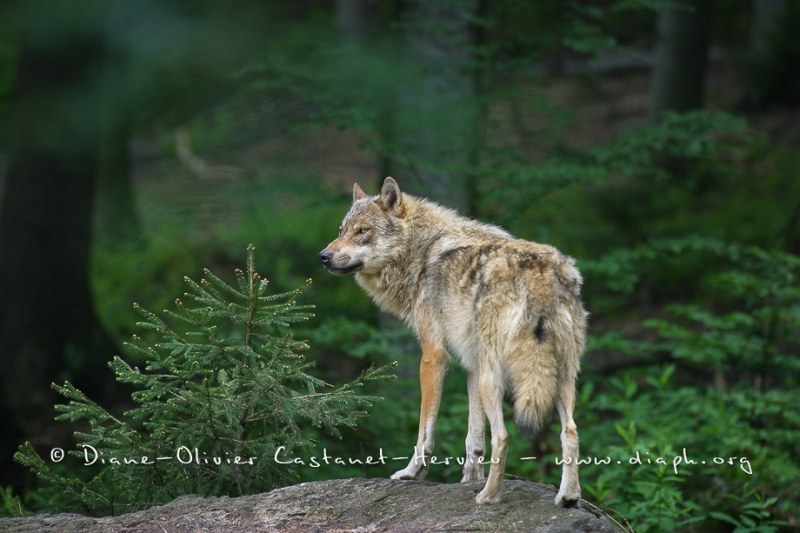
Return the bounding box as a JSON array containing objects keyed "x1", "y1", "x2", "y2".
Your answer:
[{"x1": 391, "y1": 341, "x2": 446, "y2": 481}]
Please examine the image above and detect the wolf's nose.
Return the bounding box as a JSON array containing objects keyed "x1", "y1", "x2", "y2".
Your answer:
[{"x1": 319, "y1": 250, "x2": 333, "y2": 265}]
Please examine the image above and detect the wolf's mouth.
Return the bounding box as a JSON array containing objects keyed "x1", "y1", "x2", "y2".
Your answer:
[{"x1": 324, "y1": 262, "x2": 364, "y2": 275}]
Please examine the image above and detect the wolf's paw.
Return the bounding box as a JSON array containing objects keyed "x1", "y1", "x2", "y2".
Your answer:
[
  {"x1": 554, "y1": 490, "x2": 580, "y2": 507},
  {"x1": 390, "y1": 470, "x2": 414, "y2": 481},
  {"x1": 391, "y1": 465, "x2": 427, "y2": 481},
  {"x1": 475, "y1": 488, "x2": 503, "y2": 504}
]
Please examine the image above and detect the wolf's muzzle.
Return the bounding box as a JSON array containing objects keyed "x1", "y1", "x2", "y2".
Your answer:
[{"x1": 319, "y1": 248, "x2": 363, "y2": 275}]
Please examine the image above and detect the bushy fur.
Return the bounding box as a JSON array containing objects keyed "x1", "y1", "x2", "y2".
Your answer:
[{"x1": 320, "y1": 177, "x2": 587, "y2": 506}]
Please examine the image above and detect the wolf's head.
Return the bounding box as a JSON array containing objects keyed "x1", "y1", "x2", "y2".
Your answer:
[{"x1": 319, "y1": 177, "x2": 408, "y2": 276}]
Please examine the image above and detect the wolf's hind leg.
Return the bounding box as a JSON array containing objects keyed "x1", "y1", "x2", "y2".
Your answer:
[
  {"x1": 475, "y1": 364, "x2": 508, "y2": 504},
  {"x1": 461, "y1": 370, "x2": 485, "y2": 482},
  {"x1": 390, "y1": 341, "x2": 446, "y2": 481},
  {"x1": 554, "y1": 378, "x2": 581, "y2": 507}
]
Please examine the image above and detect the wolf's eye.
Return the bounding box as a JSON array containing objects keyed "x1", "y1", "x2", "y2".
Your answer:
[{"x1": 356, "y1": 227, "x2": 369, "y2": 234}]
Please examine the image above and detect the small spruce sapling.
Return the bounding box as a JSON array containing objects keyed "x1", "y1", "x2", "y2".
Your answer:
[{"x1": 15, "y1": 245, "x2": 395, "y2": 516}]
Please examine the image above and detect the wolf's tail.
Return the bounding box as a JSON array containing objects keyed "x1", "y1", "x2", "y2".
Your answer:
[{"x1": 508, "y1": 305, "x2": 586, "y2": 434}]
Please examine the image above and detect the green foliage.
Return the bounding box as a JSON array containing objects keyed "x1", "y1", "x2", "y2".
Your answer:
[
  {"x1": 709, "y1": 491, "x2": 786, "y2": 533},
  {"x1": 0, "y1": 485, "x2": 23, "y2": 517},
  {"x1": 602, "y1": 422, "x2": 704, "y2": 533},
  {"x1": 14, "y1": 246, "x2": 395, "y2": 516},
  {"x1": 307, "y1": 316, "x2": 412, "y2": 363},
  {"x1": 91, "y1": 176, "x2": 371, "y2": 342},
  {"x1": 485, "y1": 110, "x2": 749, "y2": 208},
  {"x1": 574, "y1": 240, "x2": 798, "y2": 532}
]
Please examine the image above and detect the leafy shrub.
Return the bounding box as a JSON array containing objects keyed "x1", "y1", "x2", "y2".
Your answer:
[{"x1": 576, "y1": 239, "x2": 798, "y2": 532}]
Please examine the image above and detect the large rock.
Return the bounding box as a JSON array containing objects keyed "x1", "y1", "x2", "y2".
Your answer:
[{"x1": 1, "y1": 478, "x2": 619, "y2": 532}]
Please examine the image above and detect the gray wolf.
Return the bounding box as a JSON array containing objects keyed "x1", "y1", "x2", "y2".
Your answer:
[{"x1": 319, "y1": 177, "x2": 587, "y2": 505}]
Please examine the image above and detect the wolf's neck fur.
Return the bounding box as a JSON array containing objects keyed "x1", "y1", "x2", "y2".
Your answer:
[{"x1": 355, "y1": 194, "x2": 510, "y2": 326}]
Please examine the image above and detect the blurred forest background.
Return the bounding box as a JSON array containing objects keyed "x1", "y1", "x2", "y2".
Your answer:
[{"x1": 1, "y1": 0, "x2": 799, "y2": 531}]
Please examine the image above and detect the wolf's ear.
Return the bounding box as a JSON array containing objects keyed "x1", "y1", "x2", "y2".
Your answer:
[
  {"x1": 380, "y1": 176, "x2": 404, "y2": 215},
  {"x1": 353, "y1": 183, "x2": 368, "y2": 201}
]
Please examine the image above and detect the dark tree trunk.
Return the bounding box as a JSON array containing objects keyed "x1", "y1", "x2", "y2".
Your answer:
[
  {"x1": 336, "y1": 0, "x2": 370, "y2": 40},
  {"x1": 380, "y1": 0, "x2": 479, "y2": 214},
  {"x1": 751, "y1": 0, "x2": 785, "y2": 60},
  {"x1": 648, "y1": 0, "x2": 712, "y2": 123},
  {"x1": 0, "y1": 16, "x2": 117, "y2": 490},
  {"x1": 746, "y1": 0, "x2": 800, "y2": 107},
  {"x1": 95, "y1": 1, "x2": 142, "y2": 249}
]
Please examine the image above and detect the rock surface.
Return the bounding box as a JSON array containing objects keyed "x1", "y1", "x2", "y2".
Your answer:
[{"x1": 1, "y1": 478, "x2": 620, "y2": 532}]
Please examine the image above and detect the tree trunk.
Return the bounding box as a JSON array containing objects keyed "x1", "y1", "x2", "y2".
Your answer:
[
  {"x1": 95, "y1": 6, "x2": 143, "y2": 249},
  {"x1": 648, "y1": 0, "x2": 712, "y2": 123},
  {"x1": 380, "y1": 0, "x2": 479, "y2": 214},
  {"x1": 751, "y1": 0, "x2": 785, "y2": 60},
  {"x1": 0, "y1": 13, "x2": 117, "y2": 490},
  {"x1": 336, "y1": 0, "x2": 370, "y2": 40},
  {"x1": 746, "y1": 0, "x2": 799, "y2": 107}
]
